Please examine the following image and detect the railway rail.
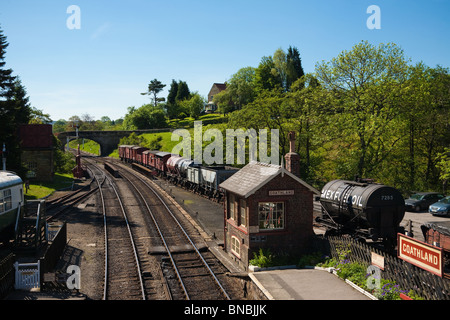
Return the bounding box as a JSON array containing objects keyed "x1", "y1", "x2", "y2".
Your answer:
[
  {"x1": 54, "y1": 154, "x2": 245, "y2": 300},
  {"x1": 45, "y1": 181, "x2": 95, "y2": 222},
  {"x1": 114, "y1": 162, "x2": 232, "y2": 300},
  {"x1": 87, "y1": 161, "x2": 146, "y2": 300}
]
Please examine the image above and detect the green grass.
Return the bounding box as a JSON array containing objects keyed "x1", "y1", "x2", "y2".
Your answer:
[
  {"x1": 25, "y1": 173, "x2": 74, "y2": 200},
  {"x1": 168, "y1": 113, "x2": 226, "y2": 129},
  {"x1": 141, "y1": 131, "x2": 193, "y2": 153},
  {"x1": 102, "y1": 114, "x2": 227, "y2": 158},
  {"x1": 69, "y1": 139, "x2": 100, "y2": 155}
]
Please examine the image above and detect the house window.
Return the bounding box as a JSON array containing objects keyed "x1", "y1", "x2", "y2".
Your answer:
[
  {"x1": 240, "y1": 199, "x2": 247, "y2": 227},
  {"x1": 258, "y1": 202, "x2": 284, "y2": 230},
  {"x1": 231, "y1": 236, "x2": 240, "y2": 257}
]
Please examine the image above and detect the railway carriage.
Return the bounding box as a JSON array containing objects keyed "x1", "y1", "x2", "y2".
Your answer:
[{"x1": 0, "y1": 171, "x2": 24, "y2": 242}]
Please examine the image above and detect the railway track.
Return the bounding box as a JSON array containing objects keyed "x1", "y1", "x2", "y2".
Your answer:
[
  {"x1": 88, "y1": 161, "x2": 146, "y2": 300},
  {"x1": 117, "y1": 164, "x2": 232, "y2": 300},
  {"x1": 45, "y1": 180, "x2": 96, "y2": 222},
  {"x1": 76, "y1": 155, "x2": 243, "y2": 300}
]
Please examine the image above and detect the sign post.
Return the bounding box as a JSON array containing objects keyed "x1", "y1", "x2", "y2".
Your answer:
[{"x1": 398, "y1": 233, "x2": 443, "y2": 277}]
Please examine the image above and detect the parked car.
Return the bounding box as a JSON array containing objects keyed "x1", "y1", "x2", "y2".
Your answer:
[
  {"x1": 405, "y1": 192, "x2": 445, "y2": 212},
  {"x1": 429, "y1": 196, "x2": 450, "y2": 216}
]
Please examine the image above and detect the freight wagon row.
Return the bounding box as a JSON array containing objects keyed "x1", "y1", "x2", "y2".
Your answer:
[{"x1": 118, "y1": 145, "x2": 238, "y2": 201}]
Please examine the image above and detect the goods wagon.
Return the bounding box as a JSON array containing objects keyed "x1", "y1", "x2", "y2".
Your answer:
[
  {"x1": 421, "y1": 221, "x2": 450, "y2": 269},
  {"x1": 318, "y1": 179, "x2": 405, "y2": 246}
]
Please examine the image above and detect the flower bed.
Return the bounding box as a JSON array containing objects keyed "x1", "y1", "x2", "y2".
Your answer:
[{"x1": 317, "y1": 256, "x2": 424, "y2": 300}]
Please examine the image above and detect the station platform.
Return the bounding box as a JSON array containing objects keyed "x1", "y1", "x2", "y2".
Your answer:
[
  {"x1": 155, "y1": 177, "x2": 372, "y2": 300},
  {"x1": 249, "y1": 268, "x2": 370, "y2": 300}
]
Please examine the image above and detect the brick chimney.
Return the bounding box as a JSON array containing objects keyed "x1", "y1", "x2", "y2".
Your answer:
[{"x1": 284, "y1": 131, "x2": 301, "y2": 177}]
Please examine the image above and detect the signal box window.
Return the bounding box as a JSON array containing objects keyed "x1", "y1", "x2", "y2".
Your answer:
[{"x1": 258, "y1": 202, "x2": 284, "y2": 230}]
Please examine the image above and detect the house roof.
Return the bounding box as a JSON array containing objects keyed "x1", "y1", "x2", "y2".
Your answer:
[
  {"x1": 219, "y1": 161, "x2": 319, "y2": 198},
  {"x1": 212, "y1": 83, "x2": 227, "y2": 91}
]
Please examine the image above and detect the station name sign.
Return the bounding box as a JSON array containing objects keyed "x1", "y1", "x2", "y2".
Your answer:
[
  {"x1": 269, "y1": 190, "x2": 294, "y2": 196},
  {"x1": 398, "y1": 234, "x2": 443, "y2": 277}
]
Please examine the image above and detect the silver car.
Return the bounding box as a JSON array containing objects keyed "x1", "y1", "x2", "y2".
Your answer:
[{"x1": 429, "y1": 196, "x2": 450, "y2": 216}]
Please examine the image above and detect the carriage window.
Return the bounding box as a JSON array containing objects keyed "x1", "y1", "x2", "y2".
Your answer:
[
  {"x1": 258, "y1": 202, "x2": 284, "y2": 230},
  {"x1": 0, "y1": 192, "x2": 3, "y2": 213},
  {"x1": 3, "y1": 189, "x2": 12, "y2": 211}
]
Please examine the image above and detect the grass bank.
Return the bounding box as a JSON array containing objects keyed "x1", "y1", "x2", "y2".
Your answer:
[{"x1": 24, "y1": 173, "x2": 74, "y2": 200}]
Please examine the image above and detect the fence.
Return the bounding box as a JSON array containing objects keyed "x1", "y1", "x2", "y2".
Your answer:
[
  {"x1": 315, "y1": 235, "x2": 450, "y2": 300},
  {"x1": 14, "y1": 261, "x2": 40, "y2": 291},
  {"x1": 41, "y1": 222, "x2": 67, "y2": 276},
  {"x1": 10, "y1": 222, "x2": 67, "y2": 293}
]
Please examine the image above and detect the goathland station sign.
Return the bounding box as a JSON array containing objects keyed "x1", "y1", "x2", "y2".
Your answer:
[{"x1": 398, "y1": 233, "x2": 443, "y2": 277}]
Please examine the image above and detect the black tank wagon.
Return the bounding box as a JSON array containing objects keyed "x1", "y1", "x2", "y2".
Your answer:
[{"x1": 317, "y1": 179, "x2": 405, "y2": 248}]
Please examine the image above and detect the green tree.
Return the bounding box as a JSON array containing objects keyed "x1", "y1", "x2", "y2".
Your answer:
[
  {"x1": 229, "y1": 88, "x2": 290, "y2": 158},
  {"x1": 166, "y1": 79, "x2": 179, "y2": 119},
  {"x1": 255, "y1": 56, "x2": 282, "y2": 93},
  {"x1": 286, "y1": 46, "x2": 305, "y2": 90},
  {"x1": 176, "y1": 81, "x2": 190, "y2": 102},
  {"x1": 29, "y1": 107, "x2": 52, "y2": 124},
  {"x1": 141, "y1": 79, "x2": 166, "y2": 107},
  {"x1": 315, "y1": 41, "x2": 409, "y2": 179},
  {"x1": 0, "y1": 27, "x2": 14, "y2": 97},
  {"x1": 123, "y1": 104, "x2": 167, "y2": 129},
  {"x1": 213, "y1": 88, "x2": 234, "y2": 114},
  {"x1": 436, "y1": 148, "x2": 450, "y2": 193},
  {"x1": 272, "y1": 48, "x2": 288, "y2": 90},
  {"x1": 229, "y1": 67, "x2": 256, "y2": 109},
  {"x1": 0, "y1": 27, "x2": 33, "y2": 174},
  {"x1": 179, "y1": 92, "x2": 205, "y2": 119},
  {"x1": 166, "y1": 80, "x2": 191, "y2": 119},
  {"x1": 286, "y1": 75, "x2": 324, "y2": 181},
  {"x1": 53, "y1": 119, "x2": 68, "y2": 133}
]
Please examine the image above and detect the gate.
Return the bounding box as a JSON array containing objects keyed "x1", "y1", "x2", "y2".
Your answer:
[{"x1": 14, "y1": 261, "x2": 40, "y2": 291}]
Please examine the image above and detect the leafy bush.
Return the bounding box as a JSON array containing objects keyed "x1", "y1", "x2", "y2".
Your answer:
[
  {"x1": 250, "y1": 248, "x2": 274, "y2": 268},
  {"x1": 297, "y1": 252, "x2": 326, "y2": 268}
]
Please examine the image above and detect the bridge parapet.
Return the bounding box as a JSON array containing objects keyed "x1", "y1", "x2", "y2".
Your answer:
[{"x1": 57, "y1": 128, "x2": 173, "y2": 156}]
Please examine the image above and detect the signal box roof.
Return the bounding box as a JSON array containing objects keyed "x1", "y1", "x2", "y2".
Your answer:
[{"x1": 219, "y1": 161, "x2": 319, "y2": 198}]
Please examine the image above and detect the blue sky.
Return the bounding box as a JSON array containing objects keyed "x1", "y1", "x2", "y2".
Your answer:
[{"x1": 0, "y1": 0, "x2": 449, "y2": 121}]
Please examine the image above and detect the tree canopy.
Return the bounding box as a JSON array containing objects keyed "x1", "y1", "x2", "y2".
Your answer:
[
  {"x1": 0, "y1": 27, "x2": 33, "y2": 172},
  {"x1": 141, "y1": 79, "x2": 166, "y2": 107}
]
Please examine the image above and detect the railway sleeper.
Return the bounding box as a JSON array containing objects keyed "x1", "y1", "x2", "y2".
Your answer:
[
  {"x1": 148, "y1": 243, "x2": 208, "y2": 255},
  {"x1": 181, "y1": 272, "x2": 215, "y2": 278}
]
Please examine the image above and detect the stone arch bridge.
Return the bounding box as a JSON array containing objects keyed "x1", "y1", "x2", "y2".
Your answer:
[{"x1": 57, "y1": 129, "x2": 172, "y2": 156}]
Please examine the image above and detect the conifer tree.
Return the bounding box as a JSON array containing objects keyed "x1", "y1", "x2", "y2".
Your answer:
[
  {"x1": 286, "y1": 46, "x2": 305, "y2": 90},
  {"x1": 0, "y1": 27, "x2": 32, "y2": 172}
]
